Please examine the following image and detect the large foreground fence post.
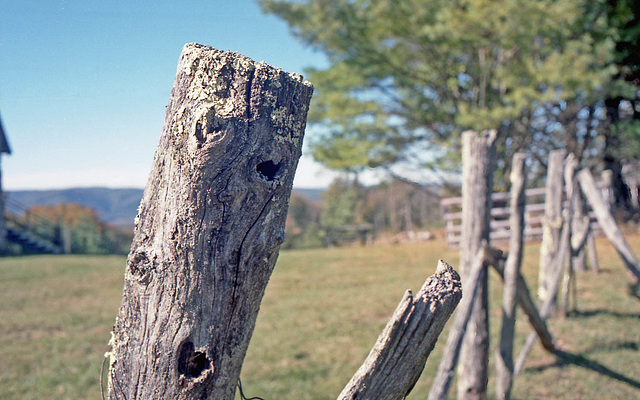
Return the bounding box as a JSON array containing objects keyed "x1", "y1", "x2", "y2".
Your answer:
[{"x1": 106, "y1": 43, "x2": 313, "y2": 400}]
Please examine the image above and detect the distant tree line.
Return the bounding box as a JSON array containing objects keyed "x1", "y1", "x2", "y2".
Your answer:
[
  {"x1": 283, "y1": 177, "x2": 457, "y2": 249},
  {"x1": 15, "y1": 189, "x2": 447, "y2": 253},
  {"x1": 16, "y1": 203, "x2": 132, "y2": 255}
]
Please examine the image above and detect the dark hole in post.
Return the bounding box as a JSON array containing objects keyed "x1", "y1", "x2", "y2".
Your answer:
[
  {"x1": 186, "y1": 351, "x2": 210, "y2": 378},
  {"x1": 256, "y1": 160, "x2": 281, "y2": 181},
  {"x1": 177, "y1": 340, "x2": 211, "y2": 379},
  {"x1": 194, "y1": 121, "x2": 204, "y2": 144}
]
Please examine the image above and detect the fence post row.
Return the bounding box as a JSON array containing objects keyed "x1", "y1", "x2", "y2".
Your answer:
[{"x1": 435, "y1": 144, "x2": 640, "y2": 400}]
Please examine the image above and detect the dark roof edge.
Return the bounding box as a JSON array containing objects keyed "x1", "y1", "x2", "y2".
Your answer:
[{"x1": 0, "y1": 112, "x2": 12, "y2": 155}]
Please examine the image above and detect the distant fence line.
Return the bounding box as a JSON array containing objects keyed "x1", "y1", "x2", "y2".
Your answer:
[{"x1": 440, "y1": 187, "x2": 603, "y2": 248}]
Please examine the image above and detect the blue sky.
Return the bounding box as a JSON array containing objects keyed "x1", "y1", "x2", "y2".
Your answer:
[{"x1": 0, "y1": 0, "x2": 343, "y2": 190}]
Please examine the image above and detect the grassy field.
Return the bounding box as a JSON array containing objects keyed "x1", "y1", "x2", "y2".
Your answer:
[{"x1": 1, "y1": 233, "x2": 639, "y2": 399}]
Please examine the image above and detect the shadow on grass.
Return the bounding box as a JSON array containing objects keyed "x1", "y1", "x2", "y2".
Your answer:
[
  {"x1": 629, "y1": 283, "x2": 640, "y2": 301},
  {"x1": 526, "y1": 350, "x2": 640, "y2": 390},
  {"x1": 581, "y1": 340, "x2": 639, "y2": 354},
  {"x1": 570, "y1": 308, "x2": 640, "y2": 319}
]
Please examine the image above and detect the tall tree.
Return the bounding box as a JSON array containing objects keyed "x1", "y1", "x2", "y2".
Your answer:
[
  {"x1": 320, "y1": 176, "x2": 365, "y2": 228},
  {"x1": 599, "y1": 0, "x2": 640, "y2": 212},
  {"x1": 261, "y1": 0, "x2": 616, "y2": 181}
]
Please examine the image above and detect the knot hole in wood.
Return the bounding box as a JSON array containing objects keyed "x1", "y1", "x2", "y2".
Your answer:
[
  {"x1": 177, "y1": 340, "x2": 212, "y2": 379},
  {"x1": 256, "y1": 160, "x2": 282, "y2": 181},
  {"x1": 193, "y1": 108, "x2": 227, "y2": 147}
]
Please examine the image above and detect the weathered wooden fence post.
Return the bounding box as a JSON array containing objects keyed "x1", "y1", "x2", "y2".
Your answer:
[
  {"x1": 106, "y1": 43, "x2": 313, "y2": 400},
  {"x1": 561, "y1": 154, "x2": 578, "y2": 317},
  {"x1": 571, "y1": 187, "x2": 588, "y2": 272},
  {"x1": 578, "y1": 168, "x2": 640, "y2": 283},
  {"x1": 538, "y1": 149, "x2": 566, "y2": 302},
  {"x1": 457, "y1": 130, "x2": 496, "y2": 400},
  {"x1": 586, "y1": 229, "x2": 600, "y2": 272},
  {"x1": 496, "y1": 152, "x2": 526, "y2": 400},
  {"x1": 600, "y1": 169, "x2": 616, "y2": 215}
]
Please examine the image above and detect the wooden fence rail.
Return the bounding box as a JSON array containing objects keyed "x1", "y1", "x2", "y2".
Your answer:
[{"x1": 441, "y1": 187, "x2": 603, "y2": 248}]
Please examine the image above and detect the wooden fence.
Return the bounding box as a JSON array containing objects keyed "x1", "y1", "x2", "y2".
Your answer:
[{"x1": 441, "y1": 187, "x2": 602, "y2": 248}]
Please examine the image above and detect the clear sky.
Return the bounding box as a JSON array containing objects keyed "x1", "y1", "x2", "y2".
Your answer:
[{"x1": 0, "y1": 0, "x2": 343, "y2": 191}]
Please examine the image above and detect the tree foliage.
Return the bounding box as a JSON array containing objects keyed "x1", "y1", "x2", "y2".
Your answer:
[
  {"x1": 23, "y1": 203, "x2": 132, "y2": 254},
  {"x1": 320, "y1": 176, "x2": 366, "y2": 227},
  {"x1": 601, "y1": 0, "x2": 640, "y2": 162},
  {"x1": 283, "y1": 178, "x2": 447, "y2": 249},
  {"x1": 261, "y1": 0, "x2": 618, "y2": 180},
  {"x1": 283, "y1": 192, "x2": 324, "y2": 249}
]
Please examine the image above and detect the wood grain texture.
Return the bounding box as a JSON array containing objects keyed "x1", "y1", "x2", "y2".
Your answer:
[
  {"x1": 338, "y1": 260, "x2": 462, "y2": 400},
  {"x1": 106, "y1": 43, "x2": 313, "y2": 400}
]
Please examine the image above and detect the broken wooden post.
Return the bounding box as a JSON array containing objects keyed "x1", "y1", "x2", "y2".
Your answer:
[
  {"x1": 538, "y1": 149, "x2": 566, "y2": 302},
  {"x1": 106, "y1": 43, "x2": 313, "y2": 400},
  {"x1": 496, "y1": 152, "x2": 526, "y2": 400},
  {"x1": 457, "y1": 130, "x2": 497, "y2": 400},
  {"x1": 338, "y1": 260, "x2": 462, "y2": 400},
  {"x1": 577, "y1": 168, "x2": 640, "y2": 283}
]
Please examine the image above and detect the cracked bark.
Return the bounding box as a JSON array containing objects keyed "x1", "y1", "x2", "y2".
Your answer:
[{"x1": 106, "y1": 43, "x2": 313, "y2": 400}]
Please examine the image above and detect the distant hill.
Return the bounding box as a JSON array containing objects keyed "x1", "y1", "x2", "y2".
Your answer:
[{"x1": 6, "y1": 186, "x2": 325, "y2": 229}]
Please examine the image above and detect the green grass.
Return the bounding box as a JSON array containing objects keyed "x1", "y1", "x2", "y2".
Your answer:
[
  {"x1": 1, "y1": 234, "x2": 639, "y2": 399},
  {"x1": 0, "y1": 255, "x2": 125, "y2": 400}
]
